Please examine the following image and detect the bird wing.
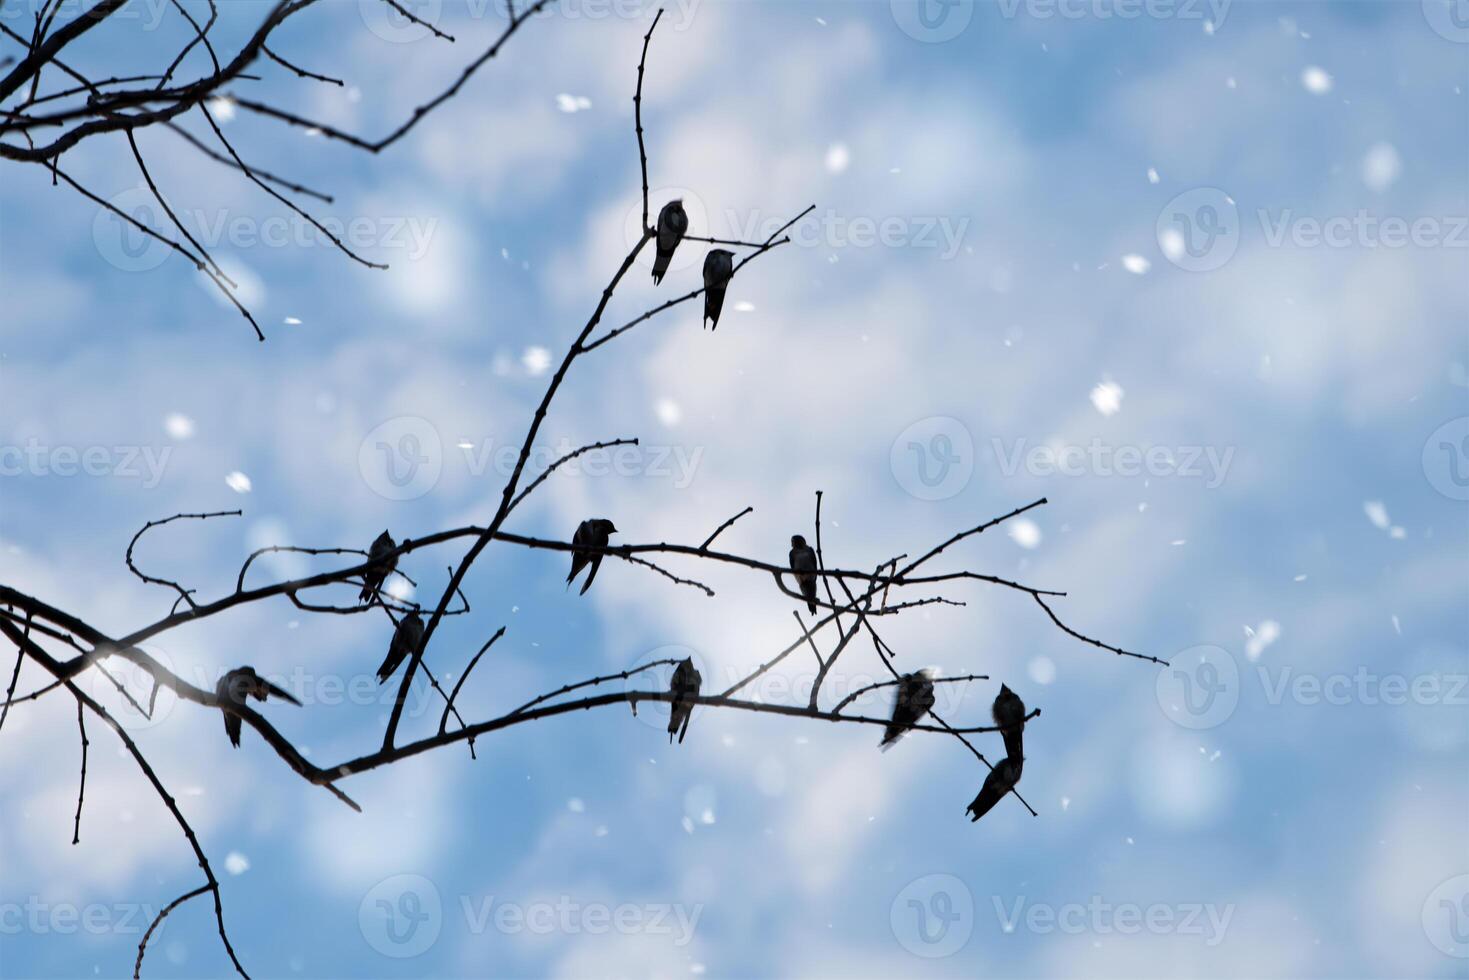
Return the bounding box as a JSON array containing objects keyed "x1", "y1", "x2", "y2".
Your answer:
[
  {"x1": 222, "y1": 710, "x2": 242, "y2": 748},
  {"x1": 263, "y1": 680, "x2": 302, "y2": 706}
]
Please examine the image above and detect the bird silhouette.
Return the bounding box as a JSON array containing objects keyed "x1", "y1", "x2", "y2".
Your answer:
[
  {"x1": 880, "y1": 669, "x2": 937, "y2": 749},
  {"x1": 216, "y1": 666, "x2": 300, "y2": 748},
  {"x1": 651, "y1": 199, "x2": 688, "y2": 285},
  {"x1": 667, "y1": 657, "x2": 702, "y2": 744},
  {"x1": 358, "y1": 529, "x2": 397, "y2": 604},
  {"x1": 992, "y1": 684, "x2": 1027, "y2": 762},
  {"x1": 966, "y1": 756, "x2": 1023, "y2": 823},
  {"x1": 567, "y1": 519, "x2": 618, "y2": 595},
  {"x1": 377, "y1": 609, "x2": 424, "y2": 684},
  {"x1": 702, "y1": 249, "x2": 734, "y2": 329},
  {"x1": 789, "y1": 534, "x2": 819, "y2": 615}
]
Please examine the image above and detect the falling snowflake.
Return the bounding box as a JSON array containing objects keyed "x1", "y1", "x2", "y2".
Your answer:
[
  {"x1": 208, "y1": 96, "x2": 236, "y2": 122},
  {"x1": 825, "y1": 143, "x2": 850, "y2": 175},
  {"x1": 568, "y1": 797, "x2": 585, "y2": 813},
  {"x1": 1361, "y1": 143, "x2": 1401, "y2": 193},
  {"x1": 1028, "y1": 656, "x2": 1056, "y2": 685},
  {"x1": 1121, "y1": 254, "x2": 1151, "y2": 275},
  {"x1": 655, "y1": 398, "x2": 682, "y2": 427},
  {"x1": 1244, "y1": 620, "x2": 1280, "y2": 661},
  {"x1": 1301, "y1": 66, "x2": 1333, "y2": 95},
  {"x1": 223, "y1": 852, "x2": 250, "y2": 875},
  {"x1": 1009, "y1": 518, "x2": 1042, "y2": 550},
  {"x1": 522, "y1": 346, "x2": 552, "y2": 376},
  {"x1": 1147, "y1": 167, "x2": 1160, "y2": 184},
  {"x1": 1090, "y1": 380, "x2": 1125, "y2": 417},
  {"x1": 555, "y1": 94, "x2": 592, "y2": 113},
  {"x1": 163, "y1": 413, "x2": 195, "y2": 440},
  {"x1": 225, "y1": 471, "x2": 252, "y2": 494},
  {"x1": 1363, "y1": 500, "x2": 1390, "y2": 530}
]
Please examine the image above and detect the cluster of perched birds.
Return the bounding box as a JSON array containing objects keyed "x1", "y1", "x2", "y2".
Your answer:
[
  {"x1": 650, "y1": 199, "x2": 736, "y2": 330},
  {"x1": 212, "y1": 390, "x2": 1029, "y2": 821},
  {"x1": 877, "y1": 671, "x2": 1028, "y2": 822}
]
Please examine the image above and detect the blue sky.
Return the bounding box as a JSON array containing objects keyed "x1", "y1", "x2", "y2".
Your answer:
[{"x1": 1, "y1": 0, "x2": 1467, "y2": 977}]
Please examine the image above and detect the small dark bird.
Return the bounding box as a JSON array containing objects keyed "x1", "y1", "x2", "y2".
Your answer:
[
  {"x1": 789, "y1": 534, "x2": 819, "y2": 615},
  {"x1": 377, "y1": 609, "x2": 424, "y2": 684},
  {"x1": 702, "y1": 249, "x2": 734, "y2": 329},
  {"x1": 567, "y1": 519, "x2": 618, "y2": 595},
  {"x1": 667, "y1": 657, "x2": 702, "y2": 744},
  {"x1": 651, "y1": 199, "x2": 688, "y2": 285},
  {"x1": 966, "y1": 756, "x2": 1023, "y2": 823},
  {"x1": 216, "y1": 666, "x2": 301, "y2": 748},
  {"x1": 358, "y1": 529, "x2": 397, "y2": 604},
  {"x1": 992, "y1": 684, "x2": 1027, "y2": 762},
  {"x1": 880, "y1": 669, "x2": 937, "y2": 749}
]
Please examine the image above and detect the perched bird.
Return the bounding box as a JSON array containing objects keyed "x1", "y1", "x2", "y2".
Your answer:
[
  {"x1": 992, "y1": 684, "x2": 1027, "y2": 762},
  {"x1": 702, "y1": 249, "x2": 735, "y2": 329},
  {"x1": 567, "y1": 519, "x2": 618, "y2": 595},
  {"x1": 789, "y1": 534, "x2": 819, "y2": 615},
  {"x1": 667, "y1": 657, "x2": 703, "y2": 744},
  {"x1": 358, "y1": 529, "x2": 397, "y2": 604},
  {"x1": 377, "y1": 609, "x2": 424, "y2": 684},
  {"x1": 880, "y1": 669, "x2": 937, "y2": 749},
  {"x1": 216, "y1": 666, "x2": 301, "y2": 748},
  {"x1": 965, "y1": 756, "x2": 1023, "y2": 823},
  {"x1": 651, "y1": 199, "x2": 688, "y2": 285}
]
